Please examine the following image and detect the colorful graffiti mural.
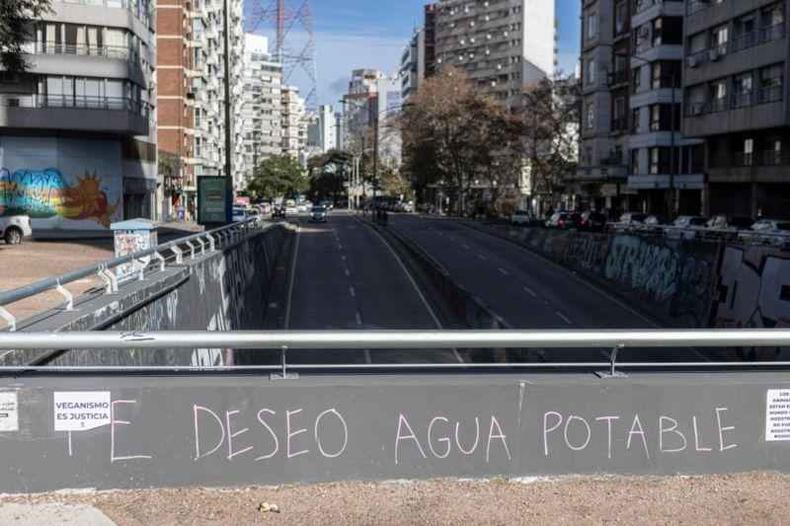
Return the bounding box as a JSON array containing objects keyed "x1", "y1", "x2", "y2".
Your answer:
[{"x1": 0, "y1": 168, "x2": 120, "y2": 227}]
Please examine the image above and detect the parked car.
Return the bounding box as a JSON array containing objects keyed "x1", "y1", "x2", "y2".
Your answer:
[
  {"x1": 286, "y1": 205, "x2": 299, "y2": 215},
  {"x1": 231, "y1": 207, "x2": 248, "y2": 223},
  {"x1": 743, "y1": 218, "x2": 790, "y2": 247},
  {"x1": 546, "y1": 211, "x2": 581, "y2": 230},
  {"x1": 750, "y1": 218, "x2": 790, "y2": 234},
  {"x1": 706, "y1": 215, "x2": 754, "y2": 231},
  {"x1": 671, "y1": 216, "x2": 709, "y2": 228},
  {"x1": 610, "y1": 212, "x2": 647, "y2": 232},
  {"x1": 310, "y1": 205, "x2": 328, "y2": 223},
  {"x1": 0, "y1": 215, "x2": 32, "y2": 245},
  {"x1": 510, "y1": 209, "x2": 534, "y2": 226},
  {"x1": 639, "y1": 215, "x2": 667, "y2": 234},
  {"x1": 579, "y1": 211, "x2": 607, "y2": 232}
]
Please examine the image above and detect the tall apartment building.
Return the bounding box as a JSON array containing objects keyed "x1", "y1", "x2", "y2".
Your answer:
[
  {"x1": 311, "y1": 104, "x2": 337, "y2": 152},
  {"x1": 157, "y1": 0, "x2": 193, "y2": 221},
  {"x1": 342, "y1": 69, "x2": 383, "y2": 147},
  {"x1": 400, "y1": 28, "x2": 427, "y2": 100},
  {"x1": 281, "y1": 85, "x2": 307, "y2": 160},
  {"x1": 434, "y1": 0, "x2": 556, "y2": 107},
  {"x1": 240, "y1": 34, "x2": 283, "y2": 183},
  {"x1": 683, "y1": 0, "x2": 788, "y2": 218},
  {"x1": 374, "y1": 76, "x2": 403, "y2": 168},
  {"x1": 576, "y1": 0, "x2": 702, "y2": 216},
  {"x1": 0, "y1": 0, "x2": 158, "y2": 232},
  {"x1": 189, "y1": 0, "x2": 244, "y2": 197}
]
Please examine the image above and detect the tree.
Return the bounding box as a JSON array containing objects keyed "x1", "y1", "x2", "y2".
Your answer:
[
  {"x1": 307, "y1": 149, "x2": 352, "y2": 205},
  {"x1": 517, "y1": 75, "x2": 580, "y2": 215},
  {"x1": 0, "y1": 0, "x2": 51, "y2": 72},
  {"x1": 245, "y1": 155, "x2": 307, "y2": 200},
  {"x1": 398, "y1": 68, "x2": 523, "y2": 215}
]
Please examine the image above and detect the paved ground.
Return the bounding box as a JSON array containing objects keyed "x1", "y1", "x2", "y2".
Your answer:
[
  {"x1": 2, "y1": 473, "x2": 789, "y2": 525},
  {"x1": 261, "y1": 212, "x2": 459, "y2": 364}
]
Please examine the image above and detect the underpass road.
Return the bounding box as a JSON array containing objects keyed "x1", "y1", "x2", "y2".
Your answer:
[
  {"x1": 389, "y1": 214, "x2": 685, "y2": 362},
  {"x1": 280, "y1": 212, "x2": 459, "y2": 365}
]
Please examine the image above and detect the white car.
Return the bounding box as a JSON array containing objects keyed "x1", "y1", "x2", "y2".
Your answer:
[
  {"x1": 743, "y1": 218, "x2": 790, "y2": 247},
  {"x1": 0, "y1": 215, "x2": 33, "y2": 245},
  {"x1": 510, "y1": 210, "x2": 533, "y2": 226}
]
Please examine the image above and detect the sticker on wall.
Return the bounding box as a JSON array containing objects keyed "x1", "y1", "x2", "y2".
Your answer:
[
  {"x1": 53, "y1": 391, "x2": 111, "y2": 432},
  {"x1": 0, "y1": 392, "x2": 19, "y2": 432},
  {"x1": 766, "y1": 389, "x2": 790, "y2": 441}
]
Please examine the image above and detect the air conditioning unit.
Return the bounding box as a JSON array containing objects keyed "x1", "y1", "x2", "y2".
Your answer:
[{"x1": 687, "y1": 55, "x2": 699, "y2": 68}]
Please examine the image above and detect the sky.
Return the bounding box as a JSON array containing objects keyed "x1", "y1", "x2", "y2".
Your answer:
[{"x1": 244, "y1": 0, "x2": 581, "y2": 107}]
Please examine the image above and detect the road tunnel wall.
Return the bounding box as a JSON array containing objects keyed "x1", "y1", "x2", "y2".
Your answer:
[
  {"x1": 6, "y1": 223, "x2": 294, "y2": 367},
  {"x1": 468, "y1": 223, "x2": 789, "y2": 329}
]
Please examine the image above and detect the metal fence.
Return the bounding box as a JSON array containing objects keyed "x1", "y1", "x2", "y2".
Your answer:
[
  {"x1": 0, "y1": 329, "x2": 788, "y2": 376},
  {"x1": 0, "y1": 218, "x2": 267, "y2": 331}
]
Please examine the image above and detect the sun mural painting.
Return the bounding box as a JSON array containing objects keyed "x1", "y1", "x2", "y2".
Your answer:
[{"x1": 0, "y1": 168, "x2": 120, "y2": 227}]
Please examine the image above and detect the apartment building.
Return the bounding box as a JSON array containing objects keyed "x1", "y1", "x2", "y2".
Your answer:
[
  {"x1": 400, "y1": 28, "x2": 427, "y2": 100},
  {"x1": 433, "y1": 0, "x2": 556, "y2": 107},
  {"x1": 576, "y1": 0, "x2": 705, "y2": 216},
  {"x1": 281, "y1": 85, "x2": 307, "y2": 160},
  {"x1": 683, "y1": 0, "x2": 788, "y2": 218},
  {"x1": 157, "y1": 0, "x2": 193, "y2": 221},
  {"x1": 0, "y1": 0, "x2": 158, "y2": 232},
  {"x1": 240, "y1": 34, "x2": 283, "y2": 183},
  {"x1": 189, "y1": 0, "x2": 244, "y2": 196},
  {"x1": 342, "y1": 69, "x2": 383, "y2": 149}
]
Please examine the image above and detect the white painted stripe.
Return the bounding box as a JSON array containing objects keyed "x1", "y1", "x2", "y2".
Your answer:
[
  {"x1": 497, "y1": 267, "x2": 510, "y2": 276},
  {"x1": 344, "y1": 268, "x2": 351, "y2": 277},
  {"x1": 461, "y1": 243, "x2": 471, "y2": 250},
  {"x1": 349, "y1": 286, "x2": 356, "y2": 298},
  {"x1": 556, "y1": 311, "x2": 573, "y2": 325},
  {"x1": 355, "y1": 311, "x2": 363, "y2": 326},
  {"x1": 523, "y1": 286, "x2": 538, "y2": 298},
  {"x1": 477, "y1": 254, "x2": 488, "y2": 261}
]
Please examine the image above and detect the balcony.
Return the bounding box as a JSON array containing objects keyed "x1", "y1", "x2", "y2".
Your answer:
[
  {"x1": 607, "y1": 69, "x2": 629, "y2": 87},
  {"x1": 686, "y1": 24, "x2": 785, "y2": 70},
  {"x1": 0, "y1": 95, "x2": 150, "y2": 136}
]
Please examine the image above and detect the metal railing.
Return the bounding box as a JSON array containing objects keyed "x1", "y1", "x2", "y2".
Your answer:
[
  {"x1": 23, "y1": 41, "x2": 141, "y2": 62},
  {"x1": 2, "y1": 95, "x2": 152, "y2": 118},
  {"x1": 0, "y1": 218, "x2": 266, "y2": 331},
  {"x1": 0, "y1": 329, "x2": 788, "y2": 375}
]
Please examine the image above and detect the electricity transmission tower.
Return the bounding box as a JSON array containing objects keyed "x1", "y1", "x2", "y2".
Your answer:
[{"x1": 247, "y1": 0, "x2": 318, "y2": 108}]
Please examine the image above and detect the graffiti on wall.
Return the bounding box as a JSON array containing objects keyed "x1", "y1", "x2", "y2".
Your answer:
[
  {"x1": 604, "y1": 236, "x2": 680, "y2": 302},
  {"x1": 0, "y1": 168, "x2": 120, "y2": 227},
  {"x1": 714, "y1": 246, "x2": 790, "y2": 328}
]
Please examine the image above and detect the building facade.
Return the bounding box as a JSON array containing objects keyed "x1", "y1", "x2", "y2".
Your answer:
[
  {"x1": 400, "y1": 28, "x2": 427, "y2": 100},
  {"x1": 306, "y1": 104, "x2": 337, "y2": 153},
  {"x1": 0, "y1": 0, "x2": 158, "y2": 232},
  {"x1": 240, "y1": 34, "x2": 283, "y2": 184},
  {"x1": 683, "y1": 0, "x2": 788, "y2": 218},
  {"x1": 433, "y1": 0, "x2": 556, "y2": 107},
  {"x1": 280, "y1": 85, "x2": 307, "y2": 160}
]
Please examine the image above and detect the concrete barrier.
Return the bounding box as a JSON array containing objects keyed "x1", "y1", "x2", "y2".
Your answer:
[
  {"x1": 0, "y1": 371, "x2": 788, "y2": 492},
  {"x1": 5, "y1": 224, "x2": 294, "y2": 367}
]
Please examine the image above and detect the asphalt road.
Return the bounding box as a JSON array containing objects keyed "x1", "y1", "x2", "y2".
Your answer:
[
  {"x1": 388, "y1": 214, "x2": 687, "y2": 362},
  {"x1": 276, "y1": 211, "x2": 460, "y2": 365}
]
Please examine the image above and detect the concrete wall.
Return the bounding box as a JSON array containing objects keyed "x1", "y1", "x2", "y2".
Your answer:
[
  {"x1": 0, "y1": 371, "x2": 788, "y2": 492},
  {"x1": 472, "y1": 223, "x2": 790, "y2": 330},
  {"x1": 7, "y1": 224, "x2": 292, "y2": 367}
]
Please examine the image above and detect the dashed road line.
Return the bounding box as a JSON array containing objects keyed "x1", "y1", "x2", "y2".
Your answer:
[
  {"x1": 344, "y1": 268, "x2": 351, "y2": 277},
  {"x1": 497, "y1": 267, "x2": 510, "y2": 276},
  {"x1": 523, "y1": 286, "x2": 538, "y2": 298},
  {"x1": 461, "y1": 243, "x2": 471, "y2": 250},
  {"x1": 349, "y1": 286, "x2": 356, "y2": 298},
  {"x1": 555, "y1": 311, "x2": 573, "y2": 325},
  {"x1": 355, "y1": 311, "x2": 363, "y2": 326},
  {"x1": 477, "y1": 253, "x2": 488, "y2": 261}
]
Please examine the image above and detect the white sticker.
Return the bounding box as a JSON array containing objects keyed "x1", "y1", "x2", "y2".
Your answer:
[
  {"x1": 54, "y1": 391, "x2": 111, "y2": 432},
  {"x1": 0, "y1": 392, "x2": 19, "y2": 432},
  {"x1": 766, "y1": 389, "x2": 790, "y2": 441}
]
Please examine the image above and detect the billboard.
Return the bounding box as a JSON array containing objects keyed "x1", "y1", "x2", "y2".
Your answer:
[
  {"x1": 0, "y1": 136, "x2": 123, "y2": 230},
  {"x1": 198, "y1": 176, "x2": 230, "y2": 225}
]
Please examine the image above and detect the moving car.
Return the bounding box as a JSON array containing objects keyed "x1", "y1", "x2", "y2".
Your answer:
[
  {"x1": 310, "y1": 205, "x2": 328, "y2": 223},
  {"x1": 0, "y1": 215, "x2": 32, "y2": 245}
]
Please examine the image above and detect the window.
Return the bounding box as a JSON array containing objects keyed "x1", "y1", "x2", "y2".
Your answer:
[
  {"x1": 614, "y1": 1, "x2": 628, "y2": 35},
  {"x1": 732, "y1": 72, "x2": 754, "y2": 108},
  {"x1": 586, "y1": 13, "x2": 598, "y2": 40},
  {"x1": 652, "y1": 17, "x2": 683, "y2": 47},
  {"x1": 612, "y1": 96, "x2": 626, "y2": 130},
  {"x1": 632, "y1": 108, "x2": 640, "y2": 132},
  {"x1": 711, "y1": 24, "x2": 729, "y2": 56},
  {"x1": 631, "y1": 65, "x2": 641, "y2": 93},
  {"x1": 630, "y1": 149, "x2": 640, "y2": 174},
  {"x1": 585, "y1": 101, "x2": 595, "y2": 129},
  {"x1": 711, "y1": 79, "x2": 728, "y2": 111},
  {"x1": 649, "y1": 147, "x2": 671, "y2": 174},
  {"x1": 586, "y1": 58, "x2": 596, "y2": 85},
  {"x1": 759, "y1": 64, "x2": 783, "y2": 103},
  {"x1": 743, "y1": 138, "x2": 754, "y2": 166},
  {"x1": 648, "y1": 104, "x2": 681, "y2": 131}
]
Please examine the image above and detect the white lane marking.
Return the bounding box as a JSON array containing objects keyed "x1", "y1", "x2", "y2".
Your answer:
[
  {"x1": 344, "y1": 268, "x2": 351, "y2": 277},
  {"x1": 477, "y1": 253, "x2": 488, "y2": 261},
  {"x1": 461, "y1": 243, "x2": 471, "y2": 250},
  {"x1": 341, "y1": 254, "x2": 347, "y2": 261},
  {"x1": 358, "y1": 216, "x2": 448, "y2": 336},
  {"x1": 364, "y1": 350, "x2": 373, "y2": 364},
  {"x1": 284, "y1": 225, "x2": 301, "y2": 330},
  {"x1": 555, "y1": 311, "x2": 573, "y2": 325},
  {"x1": 497, "y1": 267, "x2": 510, "y2": 276},
  {"x1": 349, "y1": 286, "x2": 356, "y2": 298},
  {"x1": 355, "y1": 311, "x2": 363, "y2": 326},
  {"x1": 523, "y1": 286, "x2": 538, "y2": 298},
  {"x1": 337, "y1": 243, "x2": 344, "y2": 250}
]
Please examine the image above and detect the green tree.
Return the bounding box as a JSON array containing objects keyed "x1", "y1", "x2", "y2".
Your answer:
[
  {"x1": 1, "y1": 0, "x2": 51, "y2": 72},
  {"x1": 307, "y1": 149, "x2": 352, "y2": 205},
  {"x1": 245, "y1": 155, "x2": 307, "y2": 200}
]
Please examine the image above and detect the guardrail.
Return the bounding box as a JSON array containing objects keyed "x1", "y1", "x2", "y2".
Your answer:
[
  {"x1": 0, "y1": 218, "x2": 267, "y2": 331},
  {"x1": 0, "y1": 329, "x2": 788, "y2": 376}
]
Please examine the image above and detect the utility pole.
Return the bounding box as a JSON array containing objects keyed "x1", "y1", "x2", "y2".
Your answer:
[
  {"x1": 372, "y1": 99, "x2": 379, "y2": 205},
  {"x1": 222, "y1": 0, "x2": 233, "y2": 223}
]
